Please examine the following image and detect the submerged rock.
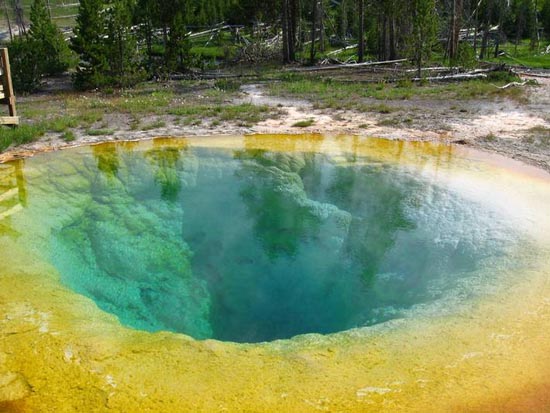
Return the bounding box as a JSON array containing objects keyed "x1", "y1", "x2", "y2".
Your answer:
[{"x1": 52, "y1": 147, "x2": 212, "y2": 339}]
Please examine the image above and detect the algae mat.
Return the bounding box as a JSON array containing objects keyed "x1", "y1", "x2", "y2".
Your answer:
[{"x1": 0, "y1": 135, "x2": 549, "y2": 412}]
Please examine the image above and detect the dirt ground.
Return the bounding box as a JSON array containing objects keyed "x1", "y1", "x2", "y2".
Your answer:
[
  {"x1": 243, "y1": 75, "x2": 550, "y2": 172},
  {"x1": 2, "y1": 72, "x2": 550, "y2": 173}
]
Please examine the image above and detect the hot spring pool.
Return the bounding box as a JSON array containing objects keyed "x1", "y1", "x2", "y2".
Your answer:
[{"x1": 1, "y1": 135, "x2": 549, "y2": 412}]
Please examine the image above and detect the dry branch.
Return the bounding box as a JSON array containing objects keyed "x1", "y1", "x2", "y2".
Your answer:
[{"x1": 496, "y1": 81, "x2": 528, "y2": 89}]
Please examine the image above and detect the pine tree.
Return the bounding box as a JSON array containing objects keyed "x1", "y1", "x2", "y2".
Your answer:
[
  {"x1": 542, "y1": 0, "x2": 550, "y2": 39},
  {"x1": 165, "y1": 9, "x2": 189, "y2": 72},
  {"x1": 105, "y1": 0, "x2": 144, "y2": 86},
  {"x1": 409, "y1": 0, "x2": 438, "y2": 77},
  {"x1": 29, "y1": 0, "x2": 72, "y2": 75},
  {"x1": 163, "y1": 0, "x2": 193, "y2": 72},
  {"x1": 9, "y1": 0, "x2": 72, "y2": 92},
  {"x1": 70, "y1": 0, "x2": 110, "y2": 88},
  {"x1": 71, "y1": 0, "x2": 143, "y2": 89},
  {"x1": 134, "y1": 0, "x2": 160, "y2": 73}
]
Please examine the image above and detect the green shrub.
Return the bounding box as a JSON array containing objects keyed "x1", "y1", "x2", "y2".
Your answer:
[
  {"x1": 29, "y1": 0, "x2": 73, "y2": 75},
  {"x1": 9, "y1": 37, "x2": 43, "y2": 93},
  {"x1": 452, "y1": 43, "x2": 477, "y2": 69}
]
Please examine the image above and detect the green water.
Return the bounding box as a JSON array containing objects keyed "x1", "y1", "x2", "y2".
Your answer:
[{"x1": 2, "y1": 138, "x2": 524, "y2": 343}]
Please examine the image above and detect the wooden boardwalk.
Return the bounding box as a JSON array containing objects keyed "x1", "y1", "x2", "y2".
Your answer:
[{"x1": 0, "y1": 47, "x2": 18, "y2": 126}]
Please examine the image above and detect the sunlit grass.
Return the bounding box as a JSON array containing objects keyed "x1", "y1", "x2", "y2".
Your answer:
[
  {"x1": 0, "y1": 124, "x2": 46, "y2": 152},
  {"x1": 268, "y1": 72, "x2": 527, "y2": 109},
  {"x1": 292, "y1": 119, "x2": 315, "y2": 128},
  {"x1": 487, "y1": 41, "x2": 550, "y2": 69}
]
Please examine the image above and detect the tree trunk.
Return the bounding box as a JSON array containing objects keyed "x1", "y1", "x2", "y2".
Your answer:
[
  {"x1": 479, "y1": 23, "x2": 489, "y2": 59},
  {"x1": 282, "y1": 0, "x2": 290, "y2": 63},
  {"x1": 448, "y1": 0, "x2": 463, "y2": 61},
  {"x1": 310, "y1": 0, "x2": 318, "y2": 64},
  {"x1": 282, "y1": 0, "x2": 298, "y2": 63},
  {"x1": 46, "y1": 0, "x2": 51, "y2": 19},
  {"x1": 473, "y1": 7, "x2": 478, "y2": 56},
  {"x1": 358, "y1": 0, "x2": 365, "y2": 62},
  {"x1": 319, "y1": 0, "x2": 325, "y2": 53},
  {"x1": 14, "y1": 0, "x2": 26, "y2": 36},
  {"x1": 389, "y1": 17, "x2": 396, "y2": 60},
  {"x1": 378, "y1": 13, "x2": 390, "y2": 60},
  {"x1": 289, "y1": 0, "x2": 298, "y2": 60},
  {"x1": 340, "y1": 0, "x2": 348, "y2": 40},
  {"x1": 2, "y1": 0, "x2": 13, "y2": 41},
  {"x1": 532, "y1": 0, "x2": 540, "y2": 50}
]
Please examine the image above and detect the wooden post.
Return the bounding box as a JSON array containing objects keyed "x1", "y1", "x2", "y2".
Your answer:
[{"x1": 0, "y1": 47, "x2": 19, "y2": 126}]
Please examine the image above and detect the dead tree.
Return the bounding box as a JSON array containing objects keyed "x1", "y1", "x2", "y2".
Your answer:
[
  {"x1": 13, "y1": 0, "x2": 26, "y2": 36},
  {"x1": 2, "y1": 0, "x2": 13, "y2": 40},
  {"x1": 282, "y1": 0, "x2": 298, "y2": 63},
  {"x1": 448, "y1": 0, "x2": 463, "y2": 61}
]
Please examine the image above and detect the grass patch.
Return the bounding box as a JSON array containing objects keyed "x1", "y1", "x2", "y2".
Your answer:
[
  {"x1": 528, "y1": 125, "x2": 550, "y2": 135},
  {"x1": 523, "y1": 126, "x2": 550, "y2": 147},
  {"x1": 86, "y1": 128, "x2": 115, "y2": 136},
  {"x1": 141, "y1": 120, "x2": 166, "y2": 131},
  {"x1": 0, "y1": 124, "x2": 46, "y2": 152},
  {"x1": 292, "y1": 119, "x2": 315, "y2": 128},
  {"x1": 268, "y1": 72, "x2": 527, "y2": 109},
  {"x1": 4, "y1": 80, "x2": 276, "y2": 153},
  {"x1": 486, "y1": 41, "x2": 550, "y2": 69},
  {"x1": 61, "y1": 131, "x2": 76, "y2": 142},
  {"x1": 44, "y1": 116, "x2": 80, "y2": 133},
  {"x1": 482, "y1": 132, "x2": 498, "y2": 142},
  {"x1": 360, "y1": 103, "x2": 399, "y2": 114},
  {"x1": 76, "y1": 111, "x2": 105, "y2": 126},
  {"x1": 377, "y1": 118, "x2": 400, "y2": 127},
  {"x1": 219, "y1": 104, "x2": 272, "y2": 123},
  {"x1": 214, "y1": 79, "x2": 242, "y2": 92},
  {"x1": 169, "y1": 103, "x2": 275, "y2": 124}
]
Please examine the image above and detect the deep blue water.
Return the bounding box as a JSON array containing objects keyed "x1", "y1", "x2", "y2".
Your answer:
[{"x1": 49, "y1": 142, "x2": 516, "y2": 342}]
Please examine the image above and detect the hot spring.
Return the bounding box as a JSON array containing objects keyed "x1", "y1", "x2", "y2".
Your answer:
[{"x1": 1, "y1": 135, "x2": 549, "y2": 412}]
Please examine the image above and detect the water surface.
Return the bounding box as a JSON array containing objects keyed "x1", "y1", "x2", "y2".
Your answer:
[{"x1": 0, "y1": 136, "x2": 536, "y2": 342}]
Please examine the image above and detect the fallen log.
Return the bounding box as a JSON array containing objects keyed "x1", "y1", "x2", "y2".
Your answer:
[
  {"x1": 286, "y1": 58, "x2": 408, "y2": 72},
  {"x1": 513, "y1": 70, "x2": 550, "y2": 79},
  {"x1": 405, "y1": 66, "x2": 461, "y2": 73},
  {"x1": 411, "y1": 73, "x2": 488, "y2": 82},
  {"x1": 188, "y1": 25, "x2": 232, "y2": 39},
  {"x1": 326, "y1": 44, "x2": 358, "y2": 56}
]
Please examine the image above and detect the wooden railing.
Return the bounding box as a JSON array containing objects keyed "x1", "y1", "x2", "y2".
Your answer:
[{"x1": 0, "y1": 48, "x2": 19, "y2": 126}]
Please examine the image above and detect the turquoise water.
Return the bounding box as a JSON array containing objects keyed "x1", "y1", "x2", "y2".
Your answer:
[{"x1": 41, "y1": 139, "x2": 521, "y2": 343}]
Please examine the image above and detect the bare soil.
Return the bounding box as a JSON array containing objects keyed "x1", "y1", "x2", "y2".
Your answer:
[{"x1": 2, "y1": 73, "x2": 550, "y2": 173}]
